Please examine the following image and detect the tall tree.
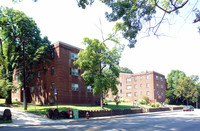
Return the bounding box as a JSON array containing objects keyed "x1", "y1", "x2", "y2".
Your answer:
[
  {"x1": 74, "y1": 37, "x2": 123, "y2": 109},
  {"x1": 166, "y1": 70, "x2": 186, "y2": 104},
  {"x1": 119, "y1": 67, "x2": 133, "y2": 74},
  {"x1": 174, "y1": 77, "x2": 195, "y2": 105},
  {"x1": 0, "y1": 7, "x2": 51, "y2": 105}
]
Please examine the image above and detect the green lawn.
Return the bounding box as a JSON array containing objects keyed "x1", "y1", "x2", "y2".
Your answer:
[
  {"x1": 0, "y1": 99, "x2": 133, "y2": 115},
  {"x1": 0, "y1": 99, "x2": 184, "y2": 116}
]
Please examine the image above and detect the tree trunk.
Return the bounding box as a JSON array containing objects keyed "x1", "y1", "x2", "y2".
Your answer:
[
  {"x1": 100, "y1": 92, "x2": 104, "y2": 109},
  {"x1": 196, "y1": 100, "x2": 198, "y2": 109},
  {"x1": 186, "y1": 99, "x2": 188, "y2": 105},
  {"x1": 5, "y1": 89, "x2": 12, "y2": 104}
]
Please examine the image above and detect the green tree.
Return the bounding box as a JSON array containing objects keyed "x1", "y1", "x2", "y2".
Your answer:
[
  {"x1": 166, "y1": 70, "x2": 186, "y2": 104},
  {"x1": 0, "y1": 7, "x2": 51, "y2": 105},
  {"x1": 174, "y1": 77, "x2": 195, "y2": 105},
  {"x1": 119, "y1": 67, "x2": 133, "y2": 74},
  {"x1": 77, "y1": 0, "x2": 200, "y2": 47},
  {"x1": 74, "y1": 37, "x2": 123, "y2": 109}
]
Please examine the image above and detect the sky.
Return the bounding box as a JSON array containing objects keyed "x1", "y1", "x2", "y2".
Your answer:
[{"x1": 1, "y1": 0, "x2": 200, "y2": 78}]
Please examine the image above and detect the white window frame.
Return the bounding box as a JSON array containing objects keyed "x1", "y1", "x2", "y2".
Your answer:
[
  {"x1": 146, "y1": 83, "x2": 150, "y2": 88},
  {"x1": 86, "y1": 86, "x2": 93, "y2": 92},
  {"x1": 134, "y1": 84, "x2": 137, "y2": 88},
  {"x1": 38, "y1": 71, "x2": 40, "y2": 78},
  {"x1": 146, "y1": 91, "x2": 150, "y2": 96},
  {"x1": 134, "y1": 92, "x2": 137, "y2": 97},
  {"x1": 126, "y1": 92, "x2": 132, "y2": 97},
  {"x1": 70, "y1": 52, "x2": 78, "y2": 60},
  {"x1": 126, "y1": 78, "x2": 131, "y2": 82},
  {"x1": 161, "y1": 85, "x2": 163, "y2": 89},
  {"x1": 126, "y1": 85, "x2": 132, "y2": 90},
  {"x1": 146, "y1": 75, "x2": 149, "y2": 80},
  {"x1": 72, "y1": 83, "x2": 80, "y2": 91},
  {"x1": 156, "y1": 84, "x2": 159, "y2": 88},
  {"x1": 71, "y1": 68, "x2": 79, "y2": 76}
]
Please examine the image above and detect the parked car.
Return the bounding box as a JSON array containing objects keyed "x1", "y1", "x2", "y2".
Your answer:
[{"x1": 183, "y1": 106, "x2": 194, "y2": 111}]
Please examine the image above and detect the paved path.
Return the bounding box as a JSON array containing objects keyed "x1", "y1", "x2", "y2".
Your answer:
[{"x1": 0, "y1": 106, "x2": 70, "y2": 127}]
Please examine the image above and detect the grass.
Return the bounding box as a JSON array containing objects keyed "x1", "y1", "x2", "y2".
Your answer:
[
  {"x1": 0, "y1": 99, "x2": 133, "y2": 115},
  {"x1": 0, "y1": 120, "x2": 12, "y2": 123},
  {"x1": 0, "y1": 99, "x2": 184, "y2": 116}
]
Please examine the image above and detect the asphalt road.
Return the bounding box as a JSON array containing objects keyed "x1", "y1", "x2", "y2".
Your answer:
[{"x1": 1, "y1": 109, "x2": 200, "y2": 131}]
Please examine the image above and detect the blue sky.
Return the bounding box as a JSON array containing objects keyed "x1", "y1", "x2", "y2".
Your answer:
[{"x1": 1, "y1": 0, "x2": 200, "y2": 77}]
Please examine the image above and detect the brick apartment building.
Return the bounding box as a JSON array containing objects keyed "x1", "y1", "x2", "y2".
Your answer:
[
  {"x1": 107, "y1": 71, "x2": 167, "y2": 103},
  {"x1": 12, "y1": 41, "x2": 99, "y2": 105}
]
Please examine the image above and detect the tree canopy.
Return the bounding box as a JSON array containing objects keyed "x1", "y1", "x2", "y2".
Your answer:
[
  {"x1": 166, "y1": 70, "x2": 200, "y2": 105},
  {"x1": 119, "y1": 67, "x2": 133, "y2": 74},
  {"x1": 0, "y1": 7, "x2": 51, "y2": 104},
  {"x1": 74, "y1": 37, "x2": 123, "y2": 109},
  {"x1": 77, "y1": 0, "x2": 200, "y2": 47}
]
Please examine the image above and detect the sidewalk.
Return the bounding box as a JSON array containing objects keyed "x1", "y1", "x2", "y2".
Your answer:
[{"x1": 0, "y1": 106, "x2": 183, "y2": 127}]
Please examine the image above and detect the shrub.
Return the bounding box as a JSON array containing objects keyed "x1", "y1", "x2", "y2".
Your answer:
[
  {"x1": 142, "y1": 96, "x2": 150, "y2": 105},
  {"x1": 114, "y1": 96, "x2": 121, "y2": 107},
  {"x1": 151, "y1": 102, "x2": 161, "y2": 108},
  {"x1": 139, "y1": 99, "x2": 145, "y2": 105}
]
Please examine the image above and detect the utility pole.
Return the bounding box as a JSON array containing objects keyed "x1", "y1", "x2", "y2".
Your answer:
[{"x1": 23, "y1": 40, "x2": 27, "y2": 110}]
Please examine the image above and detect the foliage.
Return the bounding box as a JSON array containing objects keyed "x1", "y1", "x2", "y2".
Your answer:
[
  {"x1": 166, "y1": 70, "x2": 186, "y2": 104},
  {"x1": 151, "y1": 102, "x2": 161, "y2": 108},
  {"x1": 114, "y1": 95, "x2": 121, "y2": 107},
  {"x1": 142, "y1": 96, "x2": 150, "y2": 105},
  {"x1": 77, "y1": 0, "x2": 200, "y2": 47},
  {"x1": 0, "y1": 7, "x2": 51, "y2": 104},
  {"x1": 119, "y1": 67, "x2": 133, "y2": 74},
  {"x1": 166, "y1": 70, "x2": 200, "y2": 105},
  {"x1": 74, "y1": 36, "x2": 124, "y2": 109}
]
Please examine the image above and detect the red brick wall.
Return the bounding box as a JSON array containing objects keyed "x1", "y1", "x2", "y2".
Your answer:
[
  {"x1": 107, "y1": 71, "x2": 167, "y2": 103},
  {"x1": 12, "y1": 41, "x2": 99, "y2": 105}
]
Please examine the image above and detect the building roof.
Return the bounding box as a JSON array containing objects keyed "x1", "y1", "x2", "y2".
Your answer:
[{"x1": 53, "y1": 41, "x2": 83, "y2": 50}]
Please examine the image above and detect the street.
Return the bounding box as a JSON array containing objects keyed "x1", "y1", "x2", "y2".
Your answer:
[{"x1": 1, "y1": 108, "x2": 200, "y2": 131}]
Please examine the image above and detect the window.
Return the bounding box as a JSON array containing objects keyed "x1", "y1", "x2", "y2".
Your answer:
[
  {"x1": 30, "y1": 87, "x2": 34, "y2": 93},
  {"x1": 156, "y1": 76, "x2": 159, "y2": 80},
  {"x1": 140, "y1": 76, "x2": 142, "y2": 80},
  {"x1": 14, "y1": 74, "x2": 18, "y2": 81},
  {"x1": 161, "y1": 92, "x2": 164, "y2": 96},
  {"x1": 86, "y1": 86, "x2": 93, "y2": 92},
  {"x1": 140, "y1": 84, "x2": 142, "y2": 88},
  {"x1": 126, "y1": 92, "x2": 132, "y2": 97},
  {"x1": 156, "y1": 84, "x2": 159, "y2": 88},
  {"x1": 70, "y1": 52, "x2": 78, "y2": 60},
  {"x1": 38, "y1": 71, "x2": 40, "y2": 78},
  {"x1": 146, "y1": 75, "x2": 149, "y2": 80},
  {"x1": 146, "y1": 91, "x2": 150, "y2": 96},
  {"x1": 120, "y1": 83, "x2": 122, "y2": 86},
  {"x1": 38, "y1": 85, "x2": 41, "y2": 92},
  {"x1": 156, "y1": 91, "x2": 159, "y2": 96},
  {"x1": 161, "y1": 85, "x2": 163, "y2": 89},
  {"x1": 126, "y1": 78, "x2": 131, "y2": 82},
  {"x1": 134, "y1": 76, "x2": 137, "y2": 81},
  {"x1": 51, "y1": 50, "x2": 54, "y2": 58},
  {"x1": 146, "y1": 83, "x2": 149, "y2": 88},
  {"x1": 134, "y1": 92, "x2": 137, "y2": 97},
  {"x1": 126, "y1": 85, "x2": 132, "y2": 90},
  {"x1": 51, "y1": 67, "x2": 55, "y2": 75},
  {"x1": 160, "y1": 77, "x2": 163, "y2": 81},
  {"x1": 70, "y1": 68, "x2": 79, "y2": 76},
  {"x1": 51, "y1": 83, "x2": 55, "y2": 91},
  {"x1": 72, "y1": 84, "x2": 80, "y2": 91},
  {"x1": 134, "y1": 84, "x2": 137, "y2": 88},
  {"x1": 120, "y1": 89, "x2": 122, "y2": 94}
]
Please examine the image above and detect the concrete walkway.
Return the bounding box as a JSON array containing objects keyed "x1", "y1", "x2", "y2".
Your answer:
[
  {"x1": 0, "y1": 106, "x2": 72, "y2": 127},
  {"x1": 0, "y1": 106, "x2": 183, "y2": 127}
]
